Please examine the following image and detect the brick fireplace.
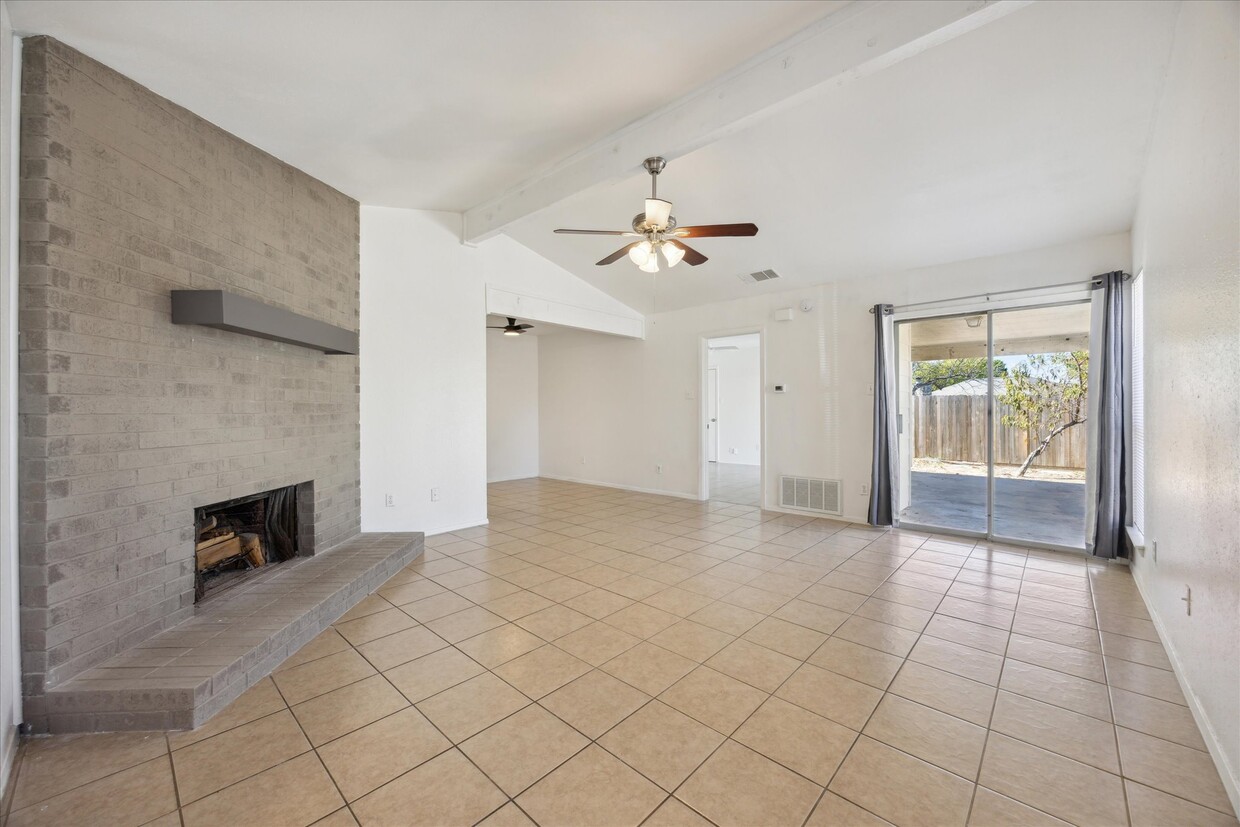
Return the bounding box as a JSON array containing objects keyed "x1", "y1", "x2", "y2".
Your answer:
[
  {"x1": 15, "y1": 37, "x2": 418, "y2": 733},
  {"x1": 193, "y1": 482, "x2": 314, "y2": 602}
]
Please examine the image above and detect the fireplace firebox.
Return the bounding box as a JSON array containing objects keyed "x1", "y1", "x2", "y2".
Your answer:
[{"x1": 194, "y1": 483, "x2": 308, "y2": 601}]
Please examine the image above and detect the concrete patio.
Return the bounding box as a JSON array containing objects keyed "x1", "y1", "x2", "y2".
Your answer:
[{"x1": 899, "y1": 471, "x2": 1086, "y2": 548}]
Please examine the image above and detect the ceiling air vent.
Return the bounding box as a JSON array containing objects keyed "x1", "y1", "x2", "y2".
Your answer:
[{"x1": 738, "y1": 269, "x2": 781, "y2": 284}]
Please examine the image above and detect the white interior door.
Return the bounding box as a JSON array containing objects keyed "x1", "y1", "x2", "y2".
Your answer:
[{"x1": 707, "y1": 368, "x2": 719, "y2": 462}]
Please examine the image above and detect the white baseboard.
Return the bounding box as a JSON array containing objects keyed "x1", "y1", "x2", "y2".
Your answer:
[
  {"x1": 487, "y1": 473, "x2": 539, "y2": 484},
  {"x1": 425, "y1": 517, "x2": 490, "y2": 537},
  {"x1": 538, "y1": 476, "x2": 874, "y2": 526},
  {"x1": 537, "y1": 474, "x2": 700, "y2": 501},
  {"x1": 761, "y1": 501, "x2": 870, "y2": 525},
  {"x1": 1130, "y1": 566, "x2": 1240, "y2": 816},
  {"x1": 1, "y1": 728, "x2": 15, "y2": 802}
]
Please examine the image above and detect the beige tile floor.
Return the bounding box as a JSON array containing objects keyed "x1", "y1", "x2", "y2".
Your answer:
[
  {"x1": 707, "y1": 462, "x2": 761, "y2": 507},
  {"x1": 3, "y1": 478, "x2": 1236, "y2": 827}
]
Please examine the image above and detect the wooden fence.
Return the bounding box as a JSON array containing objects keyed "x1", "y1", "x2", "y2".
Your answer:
[{"x1": 912, "y1": 396, "x2": 1086, "y2": 470}]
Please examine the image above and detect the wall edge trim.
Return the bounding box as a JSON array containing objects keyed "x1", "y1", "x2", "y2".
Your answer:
[{"x1": 1130, "y1": 564, "x2": 1240, "y2": 816}]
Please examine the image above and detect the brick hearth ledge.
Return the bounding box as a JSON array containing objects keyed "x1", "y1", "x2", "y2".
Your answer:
[{"x1": 24, "y1": 533, "x2": 423, "y2": 733}]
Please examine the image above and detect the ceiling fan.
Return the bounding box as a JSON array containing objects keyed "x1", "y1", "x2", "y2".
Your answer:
[
  {"x1": 553, "y1": 157, "x2": 758, "y2": 273},
  {"x1": 487, "y1": 317, "x2": 534, "y2": 336}
]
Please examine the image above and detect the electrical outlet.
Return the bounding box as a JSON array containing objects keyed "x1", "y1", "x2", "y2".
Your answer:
[
  {"x1": 656, "y1": 464, "x2": 663, "y2": 474},
  {"x1": 430, "y1": 487, "x2": 440, "y2": 502},
  {"x1": 384, "y1": 493, "x2": 394, "y2": 508},
  {"x1": 860, "y1": 483, "x2": 869, "y2": 495}
]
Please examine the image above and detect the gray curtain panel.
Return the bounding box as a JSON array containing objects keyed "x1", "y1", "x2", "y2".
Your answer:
[
  {"x1": 1089, "y1": 272, "x2": 1128, "y2": 558},
  {"x1": 868, "y1": 304, "x2": 897, "y2": 526}
]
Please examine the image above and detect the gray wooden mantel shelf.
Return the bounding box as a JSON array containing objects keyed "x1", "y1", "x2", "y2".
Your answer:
[{"x1": 171, "y1": 290, "x2": 358, "y2": 355}]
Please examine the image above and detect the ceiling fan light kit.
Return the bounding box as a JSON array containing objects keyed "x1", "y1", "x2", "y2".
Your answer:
[
  {"x1": 628, "y1": 240, "x2": 653, "y2": 266},
  {"x1": 645, "y1": 198, "x2": 673, "y2": 229},
  {"x1": 662, "y1": 241, "x2": 685, "y2": 267},
  {"x1": 553, "y1": 156, "x2": 758, "y2": 273}
]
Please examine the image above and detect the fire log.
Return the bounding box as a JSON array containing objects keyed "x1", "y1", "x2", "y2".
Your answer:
[
  {"x1": 195, "y1": 531, "x2": 236, "y2": 552},
  {"x1": 196, "y1": 536, "x2": 242, "y2": 571},
  {"x1": 240, "y1": 533, "x2": 264, "y2": 567},
  {"x1": 197, "y1": 515, "x2": 218, "y2": 539}
]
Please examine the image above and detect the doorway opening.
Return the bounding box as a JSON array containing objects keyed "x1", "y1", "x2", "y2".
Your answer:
[
  {"x1": 895, "y1": 301, "x2": 1091, "y2": 549},
  {"x1": 704, "y1": 333, "x2": 762, "y2": 507}
]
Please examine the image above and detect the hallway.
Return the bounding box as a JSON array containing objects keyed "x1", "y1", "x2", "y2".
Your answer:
[{"x1": 708, "y1": 462, "x2": 761, "y2": 507}]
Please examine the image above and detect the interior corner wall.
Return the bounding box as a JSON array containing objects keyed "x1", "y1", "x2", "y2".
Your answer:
[
  {"x1": 1128, "y1": 0, "x2": 1239, "y2": 811},
  {"x1": 487, "y1": 332, "x2": 539, "y2": 482},
  {"x1": 538, "y1": 233, "x2": 1130, "y2": 516},
  {"x1": 360, "y1": 206, "x2": 488, "y2": 535},
  {"x1": 709, "y1": 347, "x2": 760, "y2": 466},
  {"x1": 360, "y1": 206, "x2": 635, "y2": 534},
  {"x1": 0, "y1": 1, "x2": 20, "y2": 794}
]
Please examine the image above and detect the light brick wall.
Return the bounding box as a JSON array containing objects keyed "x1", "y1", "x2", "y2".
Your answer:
[{"x1": 18, "y1": 37, "x2": 362, "y2": 693}]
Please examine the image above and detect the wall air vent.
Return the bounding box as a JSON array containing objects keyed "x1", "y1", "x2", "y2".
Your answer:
[
  {"x1": 779, "y1": 475, "x2": 842, "y2": 516},
  {"x1": 738, "y1": 269, "x2": 781, "y2": 284}
]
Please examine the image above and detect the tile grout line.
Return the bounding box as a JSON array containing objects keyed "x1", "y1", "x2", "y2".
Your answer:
[
  {"x1": 961, "y1": 542, "x2": 1024, "y2": 827},
  {"x1": 162, "y1": 732, "x2": 188, "y2": 827},
  {"x1": 1098, "y1": 570, "x2": 1136, "y2": 827}
]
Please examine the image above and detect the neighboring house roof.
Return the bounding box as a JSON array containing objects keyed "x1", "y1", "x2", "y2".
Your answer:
[{"x1": 931, "y1": 378, "x2": 1007, "y2": 396}]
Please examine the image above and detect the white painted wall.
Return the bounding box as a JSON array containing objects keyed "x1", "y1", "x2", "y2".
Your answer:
[
  {"x1": 361, "y1": 207, "x2": 488, "y2": 535},
  {"x1": 480, "y1": 235, "x2": 643, "y2": 338},
  {"x1": 361, "y1": 206, "x2": 641, "y2": 534},
  {"x1": 1129, "y1": 0, "x2": 1239, "y2": 811},
  {"x1": 487, "y1": 332, "x2": 539, "y2": 482},
  {"x1": 0, "y1": 2, "x2": 20, "y2": 794},
  {"x1": 709, "y1": 345, "x2": 761, "y2": 466},
  {"x1": 539, "y1": 233, "x2": 1130, "y2": 518}
]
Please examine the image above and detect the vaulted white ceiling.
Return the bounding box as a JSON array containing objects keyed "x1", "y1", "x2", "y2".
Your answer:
[
  {"x1": 504, "y1": 1, "x2": 1179, "y2": 311},
  {"x1": 10, "y1": 1, "x2": 1180, "y2": 314},
  {"x1": 7, "y1": 0, "x2": 842, "y2": 211}
]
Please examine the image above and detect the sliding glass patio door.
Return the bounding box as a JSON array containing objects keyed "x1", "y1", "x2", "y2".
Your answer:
[
  {"x1": 895, "y1": 302, "x2": 1091, "y2": 550},
  {"x1": 895, "y1": 314, "x2": 990, "y2": 536}
]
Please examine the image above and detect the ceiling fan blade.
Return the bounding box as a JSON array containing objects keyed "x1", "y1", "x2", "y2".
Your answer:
[
  {"x1": 486, "y1": 326, "x2": 506, "y2": 329},
  {"x1": 674, "y1": 223, "x2": 759, "y2": 238},
  {"x1": 667, "y1": 240, "x2": 708, "y2": 266},
  {"x1": 597, "y1": 243, "x2": 637, "y2": 265},
  {"x1": 554, "y1": 229, "x2": 634, "y2": 236},
  {"x1": 515, "y1": 324, "x2": 534, "y2": 330}
]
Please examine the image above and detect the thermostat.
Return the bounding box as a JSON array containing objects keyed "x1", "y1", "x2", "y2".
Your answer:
[{"x1": 774, "y1": 384, "x2": 788, "y2": 393}]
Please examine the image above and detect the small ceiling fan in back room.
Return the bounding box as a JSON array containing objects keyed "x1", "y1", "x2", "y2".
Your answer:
[
  {"x1": 553, "y1": 157, "x2": 758, "y2": 273},
  {"x1": 487, "y1": 317, "x2": 533, "y2": 336}
]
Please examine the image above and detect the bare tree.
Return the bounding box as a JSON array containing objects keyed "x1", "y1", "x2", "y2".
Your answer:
[{"x1": 999, "y1": 351, "x2": 1089, "y2": 477}]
